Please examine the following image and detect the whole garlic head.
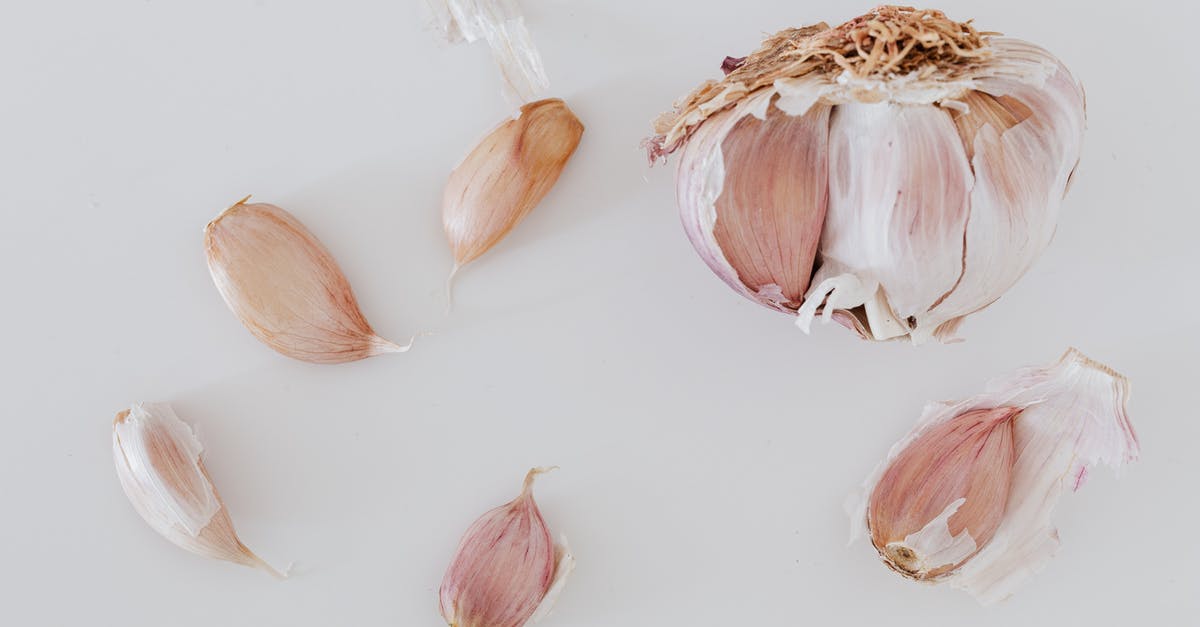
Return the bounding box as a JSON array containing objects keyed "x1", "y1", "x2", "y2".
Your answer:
[{"x1": 651, "y1": 6, "x2": 1086, "y2": 343}]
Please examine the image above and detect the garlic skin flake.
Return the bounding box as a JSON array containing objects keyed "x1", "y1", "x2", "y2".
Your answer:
[
  {"x1": 440, "y1": 468, "x2": 574, "y2": 627},
  {"x1": 849, "y1": 349, "x2": 1138, "y2": 603},
  {"x1": 443, "y1": 99, "x2": 583, "y2": 285},
  {"x1": 423, "y1": 0, "x2": 549, "y2": 103},
  {"x1": 112, "y1": 402, "x2": 283, "y2": 577},
  {"x1": 652, "y1": 7, "x2": 1085, "y2": 343},
  {"x1": 205, "y1": 198, "x2": 408, "y2": 364}
]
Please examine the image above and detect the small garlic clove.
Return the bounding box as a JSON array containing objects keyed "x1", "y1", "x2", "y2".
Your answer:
[
  {"x1": 705, "y1": 101, "x2": 830, "y2": 310},
  {"x1": 440, "y1": 467, "x2": 570, "y2": 627},
  {"x1": 443, "y1": 98, "x2": 583, "y2": 284},
  {"x1": 799, "y1": 102, "x2": 973, "y2": 340},
  {"x1": 204, "y1": 197, "x2": 407, "y2": 364},
  {"x1": 112, "y1": 402, "x2": 283, "y2": 577},
  {"x1": 868, "y1": 407, "x2": 1019, "y2": 579},
  {"x1": 849, "y1": 349, "x2": 1138, "y2": 603}
]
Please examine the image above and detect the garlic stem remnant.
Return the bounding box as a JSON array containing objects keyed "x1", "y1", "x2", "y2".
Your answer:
[
  {"x1": 443, "y1": 99, "x2": 583, "y2": 292},
  {"x1": 112, "y1": 402, "x2": 284, "y2": 577},
  {"x1": 850, "y1": 349, "x2": 1138, "y2": 603},
  {"x1": 440, "y1": 468, "x2": 574, "y2": 627},
  {"x1": 424, "y1": 0, "x2": 549, "y2": 103},
  {"x1": 651, "y1": 6, "x2": 1086, "y2": 343},
  {"x1": 204, "y1": 197, "x2": 409, "y2": 364}
]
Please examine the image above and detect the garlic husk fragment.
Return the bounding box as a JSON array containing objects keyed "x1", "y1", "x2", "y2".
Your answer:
[
  {"x1": 849, "y1": 349, "x2": 1138, "y2": 603},
  {"x1": 440, "y1": 468, "x2": 573, "y2": 627},
  {"x1": 443, "y1": 99, "x2": 583, "y2": 286},
  {"x1": 423, "y1": 0, "x2": 549, "y2": 103},
  {"x1": 112, "y1": 402, "x2": 283, "y2": 577},
  {"x1": 204, "y1": 198, "x2": 408, "y2": 364},
  {"x1": 654, "y1": 7, "x2": 1085, "y2": 343}
]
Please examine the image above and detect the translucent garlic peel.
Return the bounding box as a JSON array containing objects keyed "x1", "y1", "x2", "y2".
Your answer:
[
  {"x1": 440, "y1": 468, "x2": 570, "y2": 627},
  {"x1": 112, "y1": 403, "x2": 283, "y2": 577},
  {"x1": 658, "y1": 7, "x2": 1086, "y2": 343},
  {"x1": 849, "y1": 349, "x2": 1138, "y2": 603},
  {"x1": 424, "y1": 0, "x2": 549, "y2": 103},
  {"x1": 443, "y1": 99, "x2": 583, "y2": 278},
  {"x1": 204, "y1": 198, "x2": 408, "y2": 364}
]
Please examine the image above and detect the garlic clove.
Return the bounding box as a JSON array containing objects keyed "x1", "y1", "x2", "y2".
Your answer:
[
  {"x1": 849, "y1": 349, "x2": 1138, "y2": 603},
  {"x1": 799, "y1": 102, "x2": 972, "y2": 339},
  {"x1": 440, "y1": 467, "x2": 569, "y2": 627},
  {"x1": 443, "y1": 98, "x2": 583, "y2": 283},
  {"x1": 112, "y1": 403, "x2": 283, "y2": 577},
  {"x1": 923, "y1": 42, "x2": 1087, "y2": 338},
  {"x1": 868, "y1": 407, "x2": 1019, "y2": 579},
  {"x1": 204, "y1": 197, "x2": 408, "y2": 364},
  {"x1": 423, "y1": 0, "x2": 549, "y2": 104},
  {"x1": 706, "y1": 101, "x2": 830, "y2": 310}
]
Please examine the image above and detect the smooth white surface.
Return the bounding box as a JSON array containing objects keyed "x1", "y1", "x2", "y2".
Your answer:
[{"x1": 1, "y1": 1, "x2": 1196, "y2": 624}]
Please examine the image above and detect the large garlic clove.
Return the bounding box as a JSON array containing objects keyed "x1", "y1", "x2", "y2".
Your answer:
[
  {"x1": 868, "y1": 407, "x2": 1018, "y2": 579},
  {"x1": 204, "y1": 198, "x2": 407, "y2": 364},
  {"x1": 849, "y1": 349, "x2": 1138, "y2": 603},
  {"x1": 443, "y1": 98, "x2": 583, "y2": 284},
  {"x1": 440, "y1": 468, "x2": 572, "y2": 627},
  {"x1": 799, "y1": 102, "x2": 972, "y2": 340},
  {"x1": 112, "y1": 403, "x2": 283, "y2": 577},
  {"x1": 924, "y1": 41, "x2": 1087, "y2": 339},
  {"x1": 681, "y1": 95, "x2": 830, "y2": 309}
]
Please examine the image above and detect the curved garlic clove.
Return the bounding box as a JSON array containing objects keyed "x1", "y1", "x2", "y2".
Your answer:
[
  {"x1": 849, "y1": 349, "x2": 1138, "y2": 603},
  {"x1": 204, "y1": 198, "x2": 407, "y2": 364},
  {"x1": 112, "y1": 403, "x2": 283, "y2": 577},
  {"x1": 440, "y1": 468, "x2": 571, "y2": 627},
  {"x1": 868, "y1": 407, "x2": 1019, "y2": 579},
  {"x1": 677, "y1": 91, "x2": 830, "y2": 312},
  {"x1": 443, "y1": 98, "x2": 583, "y2": 286},
  {"x1": 799, "y1": 102, "x2": 972, "y2": 339}
]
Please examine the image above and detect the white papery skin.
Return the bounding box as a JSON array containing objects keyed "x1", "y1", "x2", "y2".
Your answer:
[
  {"x1": 848, "y1": 349, "x2": 1138, "y2": 603},
  {"x1": 423, "y1": 0, "x2": 548, "y2": 104},
  {"x1": 113, "y1": 403, "x2": 283, "y2": 577}
]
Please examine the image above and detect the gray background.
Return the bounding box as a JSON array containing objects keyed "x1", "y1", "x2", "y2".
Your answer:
[{"x1": 1, "y1": 0, "x2": 1195, "y2": 624}]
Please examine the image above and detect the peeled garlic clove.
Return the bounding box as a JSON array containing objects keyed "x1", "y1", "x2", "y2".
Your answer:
[
  {"x1": 650, "y1": 7, "x2": 1086, "y2": 343},
  {"x1": 440, "y1": 468, "x2": 573, "y2": 627},
  {"x1": 443, "y1": 98, "x2": 583, "y2": 281},
  {"x1": 849, "y1": 349, "x2": 1138, "y2": 603},
  {"x1": 423, "y1": 0, "x2": 549, "y2": 103},
  {"x1": 204, "y1": 198, "x2": 407, "y2": 364},
  {"x1": 868, "y1": 407, "x2": 1019, "y2": 579},
  {"x1": 112, "y1": 402, "x2": 283, "y2": 577},
  {"x1": 677, "y1": 91, "x2": 830, "y2": 312}
]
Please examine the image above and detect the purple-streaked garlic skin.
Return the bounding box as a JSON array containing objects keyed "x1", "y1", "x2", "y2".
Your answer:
[
  {"x1": 204, "y1": 199, "x2": 406, "y2": 364},
  {"x1": 868, "y1": 406, "x2": 1018, "y2": 579},
  {"x1": 659, "y1": 8, "x2": 1086, "y2": 343},
  {"x1": 849, "y1": 348, "x2": 1138, "y2": 604},
  {"x1": 440, "y1": 469, "x2": 558, "y2": 627}
]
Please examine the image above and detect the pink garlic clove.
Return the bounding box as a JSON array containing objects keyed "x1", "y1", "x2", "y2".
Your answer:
[
  {"x1": 204, "y1": 197, "x2": 407, "y2": 364},
  {"x1": 440, "y1": 468, "x2": 572, "y2": 627},
  {"x1": 868, "y1": 406, "x2": 1019, "y2": 579}
]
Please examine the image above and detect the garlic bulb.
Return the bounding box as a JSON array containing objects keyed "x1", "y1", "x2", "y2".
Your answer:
[
  {"x1": 112, "y1": 402, "x2": 283, "y2": 577},
  {"x1": 650, "y1": 6, "x2": 1085, "y2": 343},
  {"x1": 440, "y1": 468, "x2": 574, "y2": 627},
  {"x1": 424, "y1": 0, "x2": 549, "y2": 103},
  {"x1": 204, "y1": 197, "x2": 409, "y2": 364},
  {"x1": 848, "y1": 349, "x2": 1138, "y2": 603},
  {"x1": 443, "y1": 99, "x2": 584, "y2": 288}
]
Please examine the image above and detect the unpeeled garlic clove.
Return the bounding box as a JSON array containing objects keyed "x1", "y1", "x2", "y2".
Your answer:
[
  {"x1": 867, "y1": 407, "x2": 1019, "y2": 579},
  {"x1": 849, "y1": 349, "x2": 1138, "y2": 603},
  {"x1": 204, "y1": 197, "x2": 408, "y2": 364},
  {"x1": 443, "y1": 98, "x2": 583, "y2": 292},
  {"x1": 112, "y1": 402, "x2": 283, "y2": 577},
  {"x1": 440, "y1": 468, "x2": 574, "y2": 627}
]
